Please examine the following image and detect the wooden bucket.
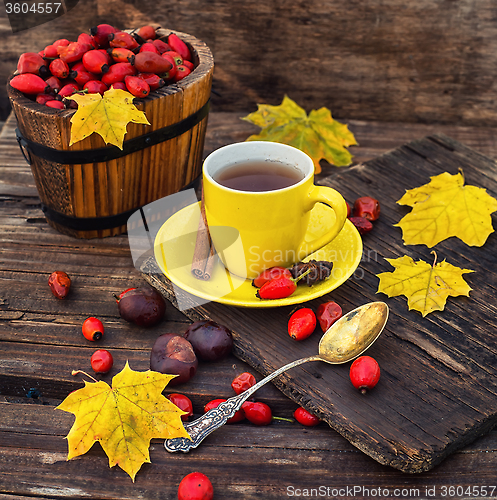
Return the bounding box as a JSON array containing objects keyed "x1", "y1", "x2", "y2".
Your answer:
[{"x1": 7, "y1": 28, "x2": 213, "y2": 239}]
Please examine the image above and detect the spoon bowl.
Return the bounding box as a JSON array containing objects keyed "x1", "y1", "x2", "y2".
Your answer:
[
  {"x1": 317, "y1": 301, "x2": 389, "y2": 364},
  {"x1": 165, "y1": 301, "x2": 389, "y2": 453}
]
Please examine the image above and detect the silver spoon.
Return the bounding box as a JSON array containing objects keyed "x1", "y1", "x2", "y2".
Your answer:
[{"x1": 164, "y1": 301, "x2": 389, "y2": 453}]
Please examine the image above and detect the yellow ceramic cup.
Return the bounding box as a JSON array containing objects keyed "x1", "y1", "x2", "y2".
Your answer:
[{"x1": 203, "y1": 141, "x2": 348, "y2": 279}]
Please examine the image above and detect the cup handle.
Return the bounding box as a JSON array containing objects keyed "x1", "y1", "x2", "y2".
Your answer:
[{"x1": 297, "y1": 185, "x2": 348, "y2": 259}]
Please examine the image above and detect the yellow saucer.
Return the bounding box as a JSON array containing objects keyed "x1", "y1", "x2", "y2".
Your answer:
[{"x1": 154, "y1": 202, "x2": 362, "y2": 308}]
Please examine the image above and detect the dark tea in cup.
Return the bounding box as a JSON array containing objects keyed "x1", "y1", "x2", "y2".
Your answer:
[
  {"x1": 203, "y1": 141, "x2": 347, "y2": 278},
  {"x1": 213, "y1": 160, "x2": 304, "y2": 192}
]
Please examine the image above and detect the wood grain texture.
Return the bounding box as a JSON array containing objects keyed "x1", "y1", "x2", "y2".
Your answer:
[
  {"x1": 142, "y1": 134, "x2": 497, "y2": 473},
  {"x1": 3, "y1": 0, "x2": 497, "y2": 127},
  {"x1": 1, "y1": 400, "x2": 497, "y2": 499}
]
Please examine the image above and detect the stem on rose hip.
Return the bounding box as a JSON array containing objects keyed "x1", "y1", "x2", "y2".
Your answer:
[{"x1": 71, "y1": 369, "x2": 98, "y2": 383}]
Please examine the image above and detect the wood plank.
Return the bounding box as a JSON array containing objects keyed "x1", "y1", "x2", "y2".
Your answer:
[
  {"x1": 142, "y1": 134, "x2": 497, "y2": 473},
  {"x1": 0, "y1": 345, "x2": 290, "y2": 414},
  {"x1": 1, "y1": 402, "x2": 496, "y2": 499}
]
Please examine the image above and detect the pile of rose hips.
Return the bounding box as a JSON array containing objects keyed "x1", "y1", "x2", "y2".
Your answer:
[
  {"x1": 288, "y1": 300, "x2": 343, "y2": 341},
  {"x1": 9, "y1": 23, "x2": 194, "y2": 110},
  {"x1": 167, "y1": 370, "x2": 322, "y2": 428}
]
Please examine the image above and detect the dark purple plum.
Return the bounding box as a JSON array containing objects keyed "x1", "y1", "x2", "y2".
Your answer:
[
  {"x1": 150, "y1": 333, "x2": 198, "y2": 385},
  {"x1": 117, "y1": 287, "x2": 166, "y2": 327},
  {"x1": 183, "y1": 320, "x2": 233, "y2": 362}
]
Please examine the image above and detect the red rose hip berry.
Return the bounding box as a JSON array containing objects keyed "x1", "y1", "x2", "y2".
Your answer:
[
  {"x1": 349, "y1": 355, "x2": 381, "y2": 394},
  {"x1": 78, "y1": 32, "x2": 98, "y2": 49},
  {"x1": 90, "y1": 349, "x2": 113, "y2": 374},
  {"x1": 108, "y1": 47, "x2": 135, "y2": 64},
  {"x1": 90, "y1": 24, "x2": 118, "y2": 48},
  {"x1": 17, "y1": 52, "x2": 49, "y2": 77},
  {"x1": 152, "y1": 39, "x2": 171, "y2": 54},
  {"x1": 231, "y1": 372, "x2": 256, "y2": 395},
  {"x1": 177, "y1": 471, "x2": 214, "y2": 500},
  {"x1": 42, "y1": 44, "x2": 58, "y2": 58},
  {"x1": 173, "y1": 64, "x2": 191, "y2": 82},
  {"x1": 288, "y1": 308, "x2": 316, "y2": 341},
  {"x1": 108, "y1": 31, "x2": 139, "y2": 50},
  {"x1": 44, "y1": 76, "x2": 62, "y2": 93},
  {"x1": 36, "y1": 93, "x2": 55, "y2": 105},
  {"x1": 256, "y1": 274, "x2": 297, "y2": 300},
  {"x1": 48, "y1": 271, "x2": 71, "y2": 299},
  {"x1": 241, "y1": 401, "x2": 273, "y2": 425},
  {"x1": 168, "y1": 33, "x2": 192, "y2": 61},
  {"x1": 256, "y1": 267, "x2": 313, "y2": 300},
  {"x1": 133, "y1": 51, "x2": 173, "y2": 74},
  {"x1": 139, "y1": 42, "x2": 160, "y2": 54},
  {"x1": 82, "y1": 317, "x2": 104, "y2": 341},
  {"x1": 349, "y1": 216, "x2": 373, "y2": 235},
  {"x1": 294, "y1": 407, "x2": 321, "y2": 427},
  {"x1": 124, "y1": 75, "x2": 150, "y2": 97},
  {"x1": 57, "y1": 41, "x2": 88, "y2": 64},
  {"x1": 137, "y1": 72, "x2": 164, "y2": 91},
  {"x1": 101, "y1": 62, "x2": 136, "y2": 86},
  {"x1": 45, "y1": 100, "x2": 65, "y2": 110},
  {"x1": 49, "y1": 58, "x2": 70, "y2": 79},
  {"x1": 167, "y1": 393, "x2": 193, "y2": 421},
  {"x1": 84, "y1": 80, "x2": 108, "y2": 95},
  {"x1": 82, "y1": 50, "x2": 110, "y2": 74},
  {"x1": 136, "y1": 25, "x2": 157, "y2": 41},
  {"x1": 10, "y1": 74, "x2": 49, "y2": 95},
  {"x1": 316, "y1": 301, "x2": 342, "y2": 332},
  {"x1": 353, "y1": 196, "x2": 380, "y2": 221},
  {"x1": 252, "y1": 266, "x2": 292, "y2": 288}
]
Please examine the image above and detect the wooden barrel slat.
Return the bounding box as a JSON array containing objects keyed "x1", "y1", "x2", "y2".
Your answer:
[{"x1": 6, "y1": 28, "x2": 214, "y2": 239}]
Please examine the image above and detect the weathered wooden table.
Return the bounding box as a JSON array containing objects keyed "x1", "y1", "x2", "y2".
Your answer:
[{"x1": 1, "y1": 112, "x2": 497, "y2": 499}]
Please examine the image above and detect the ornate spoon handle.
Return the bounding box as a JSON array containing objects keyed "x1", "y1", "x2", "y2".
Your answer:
[{"x1": 164, "y1": 354, "x2": 321, "y2": 453}]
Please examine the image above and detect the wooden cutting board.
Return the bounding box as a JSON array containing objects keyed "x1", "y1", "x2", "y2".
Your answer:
[{"x1": 141, "y1": 134, "x2": 497, "y2": 473}]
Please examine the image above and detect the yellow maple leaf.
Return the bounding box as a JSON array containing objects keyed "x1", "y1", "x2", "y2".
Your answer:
[
  {"x1": 68, "y1": 88, "x2": 150, "y2": 149},
  {"x1": 376, "y1": 254, "x2": 474, "y2": 316},
  {"x1": 56, "y1": 362, "x2": 190, "y2": 481},
  {"x1": 241, "y1": 95, "x2": 357, "y2": 173},
  {"x1": 395, "y1": 171, "x2": 497, "y2": 247}
]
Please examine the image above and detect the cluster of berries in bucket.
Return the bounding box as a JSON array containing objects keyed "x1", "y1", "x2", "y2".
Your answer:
[{"x1": 9, "y1": 24, "x2": 194, "y2": 110}]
